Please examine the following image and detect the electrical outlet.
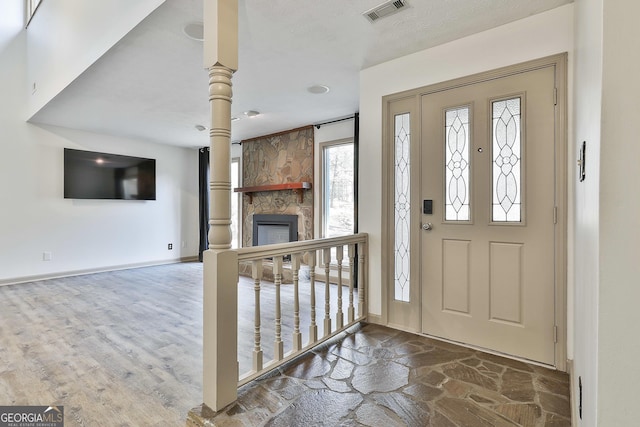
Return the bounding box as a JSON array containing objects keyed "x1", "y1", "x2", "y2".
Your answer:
[
  {"x1": 181, "y1": 241, "x2": 186, "y2": 249},
  {"x1": 43, "y1": 251, "x2": 52, "y2": 261},
  {"x1": 168, "y1": 243, "x2": 173, "y2": 250}
]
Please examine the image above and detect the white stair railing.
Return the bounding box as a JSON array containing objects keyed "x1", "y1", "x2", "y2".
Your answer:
[{"x1": 235, "y1": 233, "x2": 368, "y2": 385}]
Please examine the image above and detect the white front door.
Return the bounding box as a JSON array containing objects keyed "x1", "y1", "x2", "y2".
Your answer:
[{"x1": 420, "y1": 65, "x2": 558, "y2": 365}]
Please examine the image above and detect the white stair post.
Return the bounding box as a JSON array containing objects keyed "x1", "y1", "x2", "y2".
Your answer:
[{"x1": 202, "y1": 0, "x2": 239, "y2": 413}]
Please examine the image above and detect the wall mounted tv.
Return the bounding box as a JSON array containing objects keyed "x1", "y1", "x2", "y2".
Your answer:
[{"x1": 64, "y1": 148, "x2": 156, "y2": 200}]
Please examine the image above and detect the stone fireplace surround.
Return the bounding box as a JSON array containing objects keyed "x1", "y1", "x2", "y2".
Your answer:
[{"x1": 238, "y1": 126, "x2": 314, "y2": 282}]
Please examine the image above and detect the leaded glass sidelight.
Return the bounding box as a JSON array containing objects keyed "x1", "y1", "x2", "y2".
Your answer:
[
  {"x1": 445, "y1": 107, "x2": 471, "y2": 221},
  {"x1": 492, "y1": 98, "x2": 522, "y2": 222},
  {"x1": 394, "y1": 113, "x2": 411, "y2": 302}
]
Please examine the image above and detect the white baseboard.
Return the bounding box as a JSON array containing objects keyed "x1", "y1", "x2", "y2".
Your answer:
[
  {"x1": 0, "y1": 256, "x2": 199, "y2": 287},
  {"x1": 366, "y1": 313, "x2": 383, "y2": 325}
]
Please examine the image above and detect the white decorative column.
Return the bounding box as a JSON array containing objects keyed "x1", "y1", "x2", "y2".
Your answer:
[{"x1": 202, "y1": 0, "x2": 239, "y2": 413}]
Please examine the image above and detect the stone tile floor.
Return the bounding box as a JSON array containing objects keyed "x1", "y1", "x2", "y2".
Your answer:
[{"x1": 188, "y1": 323, "x2": 571, "y2": 426}]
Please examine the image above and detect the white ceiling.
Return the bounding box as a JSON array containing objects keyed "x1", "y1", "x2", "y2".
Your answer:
[{"x1": 29, "y1": 0, "x2": 571, "y2": 148}]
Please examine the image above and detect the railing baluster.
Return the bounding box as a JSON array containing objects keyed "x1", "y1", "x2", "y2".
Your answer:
[
  {"x1": 308, "y1": 250, "x2": 317, "y2": 344},
  {"x1": 273, "y1": 256, "x2": 284, "y2": 361},
  {"x1": 323, "y1": 248, "x2": 332, "y2": 337},
  {"x1": 292, "y1": 253, "x2": 302, "y2": 351},
  {"x1": 358, "y1": 241, "x2": 366, "y2": 318},
  {"x1": 348, "y1": 243, "x2": 356, "y2": 323},
  {"x1": 251, "y1": 259, "x2": 263, "y2": 372},
  {"x1": 235, "y1": 234, "x2": 368, "y2": 386},
  {"x1": 336, "y1": 245, "x2": 344, "y2": 329}
]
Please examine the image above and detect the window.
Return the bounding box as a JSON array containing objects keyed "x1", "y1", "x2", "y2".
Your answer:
[{"x1": 321, "y1": 141, "x2": 355, "y2": 240}]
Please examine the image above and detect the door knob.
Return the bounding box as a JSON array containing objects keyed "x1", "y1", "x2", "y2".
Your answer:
[{"x1": 422, "y1": 222, "x2": 433, "y2": 231}]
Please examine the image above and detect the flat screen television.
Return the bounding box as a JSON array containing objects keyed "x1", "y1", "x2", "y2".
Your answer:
[{"x1": 64, "y1": 148, "x2": 156, "y2": 200}]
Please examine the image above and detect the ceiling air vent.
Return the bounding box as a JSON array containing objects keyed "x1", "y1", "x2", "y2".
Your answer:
[{"x1": 363, "y1": 0, "x2": 408, "y2": 23}]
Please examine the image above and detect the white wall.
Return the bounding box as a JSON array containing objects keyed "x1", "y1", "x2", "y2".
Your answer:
[
  {"x1": 596, "y1": 1, "x2": 640, "y2": 425},
  {"x1": 0, "y1": 0, "x2": 23, "y2": 56},
  {"x1": 26, "y1": 0, "x2": 165, "y2": 118},
  {"x1": 359, "y1": 5, "x2": 574, "y2": 327},
  {"x1": 0, "y1": 30, "x2": 199, "y2": 284},
  {"x1": 572, "y1": 0, "x2": 602, "y2": 424}
]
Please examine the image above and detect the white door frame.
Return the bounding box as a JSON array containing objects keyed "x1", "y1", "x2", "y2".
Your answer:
[{"x1": 381, "y1": 53, "x2": 568, "y2": 370}]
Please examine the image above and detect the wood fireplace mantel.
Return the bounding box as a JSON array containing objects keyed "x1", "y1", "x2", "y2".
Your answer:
[{"x1": 234, "y1": 181, "x2": 312, "y2": 204}]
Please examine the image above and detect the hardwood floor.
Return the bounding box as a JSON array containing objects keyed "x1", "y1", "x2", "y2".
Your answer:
[
  {"x1": 0, "y1": 262, "x2": 357, "y2": 426},
  {"x1": 0, "y1": 263, "x2": 205, "y2": 426}
]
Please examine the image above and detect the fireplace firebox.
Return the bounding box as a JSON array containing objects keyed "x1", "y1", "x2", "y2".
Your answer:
[{"x1": 252, "y1": 214, "x2": 299, "y2": 247}]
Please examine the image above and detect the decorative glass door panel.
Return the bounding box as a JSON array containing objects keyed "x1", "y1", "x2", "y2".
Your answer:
[
  {"x1": 492, "y1": 97, "x2": 523, "y2": 223},
  {"x1": 394, "y1": 113, "x2": 411, "y2": 302},
  {"x1": 444, "y1": 106, "x2": 471, "y2": 222}
]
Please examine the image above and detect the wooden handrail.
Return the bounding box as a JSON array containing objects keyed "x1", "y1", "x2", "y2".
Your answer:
[{"x1": 234, "y1": 181, "x2": 312, "y2": 204}]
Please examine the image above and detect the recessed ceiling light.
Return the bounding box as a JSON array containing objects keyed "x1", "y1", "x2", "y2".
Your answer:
[
  {"x1": 243, "y1": 110, "x2": 260, "y2": 118},
  {"x1": 195, "y1": 124, "x2": 207, "y2": 131},
  {"x1": 308, "y1": 85, "x2": 330, "y2": 94},
  {"x1": 231, "y1": 117, "x2": 240, "y2": 122},
  {"x1": 183, "y1": 22, "x2": 204, "y2": 41}
]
